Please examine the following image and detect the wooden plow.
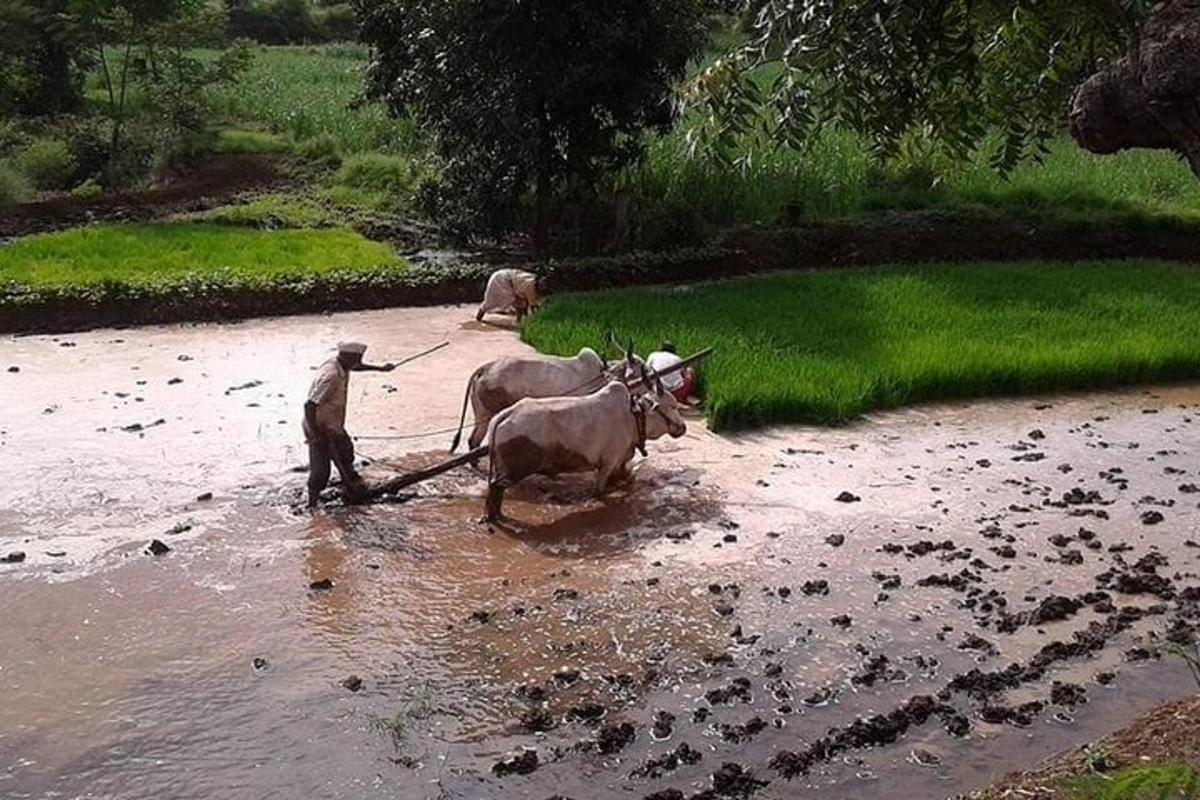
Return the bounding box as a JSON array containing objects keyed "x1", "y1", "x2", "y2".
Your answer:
[{"x1": 353, "y1": 346, "x2": 715, "y2": 502}]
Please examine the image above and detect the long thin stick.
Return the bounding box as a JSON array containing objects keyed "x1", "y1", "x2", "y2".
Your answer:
[{"x1": 395, "y1": 341, "x2": 450, "y2": 367}]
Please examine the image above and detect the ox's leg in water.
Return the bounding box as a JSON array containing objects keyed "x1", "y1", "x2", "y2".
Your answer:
[
  {"x1": 595, "y1": 462, "x2": 620, "y2": 496},
  {"x1": 609, "y1": 462, "x2": 633, "y2": 487},
  {"x1": 485, "y1": 484, "x2": 506, "y2": 522}
]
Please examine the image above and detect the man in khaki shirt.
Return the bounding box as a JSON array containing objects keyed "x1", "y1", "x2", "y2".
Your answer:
[{"x1": 304, "y1": 341, "x2": 395, "y2": 508}]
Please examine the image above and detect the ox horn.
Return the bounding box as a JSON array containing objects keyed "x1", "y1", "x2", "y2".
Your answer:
[{"x1": 605, "y1": 329, "x2": 622, "y2": 354}]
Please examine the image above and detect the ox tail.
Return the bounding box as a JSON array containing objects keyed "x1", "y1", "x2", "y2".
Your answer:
[{"x1": 449, "y1": 370, "x2": 478, "y2": 453}]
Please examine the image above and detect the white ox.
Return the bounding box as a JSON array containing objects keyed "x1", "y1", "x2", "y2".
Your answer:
[
  {"x1": 484, "y1": 380, "x2": 687, "y2": 521},
  {"x1": 451, "y1": 347, "x2": 639, "y2": 453},
  {"x1": 477, "y1": 269, "x2": 540, "y2": 322}
]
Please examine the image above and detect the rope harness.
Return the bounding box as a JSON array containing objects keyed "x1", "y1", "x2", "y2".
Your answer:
[
  {"x1": 630, "y1": 393, "x2": 679, "y2": 457},
  {"x1": 631, "y1": 397, "x2": 648, "y2": 457}
]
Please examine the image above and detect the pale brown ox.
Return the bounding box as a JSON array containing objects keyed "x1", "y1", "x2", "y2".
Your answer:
[
  {"x1": 451, "y1": 347, "x2": 639, "y2": 452},
  {"x1": 483, "y1": 381, "x2": 687, "y2": 521}
]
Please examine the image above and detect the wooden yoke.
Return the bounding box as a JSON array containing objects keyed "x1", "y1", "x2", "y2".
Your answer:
[{"x1": 626, "y1": 347, "x2": 714, "y2": 393}]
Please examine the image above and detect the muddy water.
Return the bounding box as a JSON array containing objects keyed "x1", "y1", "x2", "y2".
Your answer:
[{"x1": 2, "y1": 307, "x2": 1199, "y2": 800}]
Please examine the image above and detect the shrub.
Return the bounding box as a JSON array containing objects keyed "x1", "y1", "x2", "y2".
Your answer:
[
  {"x1": 0, "y1": 162, "x2": 31, "y2": 207},
  {"x1": 0, "y1": 119, "x2": 26, "y2": 156},
  {"x1": 214, "y1": 128, "x2": 292, "y2": 155},
  {"x1": 228, "y1": 0, "x2": 321, "y2": 44},
  {"x1": 70, "y1": 178, "x2": 103, "y2": 199},
  {"x1": 329, "y1": 153, "x2": 426, "y2": 210},
  {"x1": 61, "y1": 117, "x2": 112, "y2": 183},
  {"x1": 103, "y1": 124, "x2": 157, "y2": 191},
  {"x1": 315, "y1": 3, "x2": 357, "y2": 40},
  {"x1": 16, "y1": 139, "x2": 78, "y2": 191},
  {"x1": 336, "y1": 153, "x2": 418, "y2": 193},
  {"x1": 297, "y1": 132, "x2": 342, "y2": 165}
]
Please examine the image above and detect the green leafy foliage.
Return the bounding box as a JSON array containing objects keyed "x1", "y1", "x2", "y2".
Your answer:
[
  {"x1": 226, "y1": 0, "x2": 357, "y2": 44},
  {"x1": 15, "y1": 138, "x2": 78, "y2": 190},
  {"x1": 690, "y1": 2, "x2": 1155, "y2": 175},
  {"x1": 358, "y1": 0, "x2": 710, "y2": 239},
  {"x1": 295, "y1": 131, "x2": 341, "y2": 165},
  {"x1": 325, "y1": 152, "x2": 424, "y2": 210},
  {"x1": 0, "y1": 160, "x2": 32, "y2": 206},
  {"x1": 77, "y1": 0, "x2": 252, "y2": 185},
  {"x1": 0, "y1": 0, "x2": 85, "y2": 116},
  {"x1": 1068, "y1": 762, "x2": 1200, "y2": 800},
  {"x1": 523, "y1": 260, "x2": 1200, "y2": 429}
]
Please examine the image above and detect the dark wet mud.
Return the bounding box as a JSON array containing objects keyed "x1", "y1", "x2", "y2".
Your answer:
[{"x1": 2, "y1": 307, "x2": 1198, "y2": 800}]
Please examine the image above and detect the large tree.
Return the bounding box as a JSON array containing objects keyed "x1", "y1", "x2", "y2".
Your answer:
[
  {"x1": 0, "y1": 0, "x2": 85, "y2": 116},
  {"x1": 692, "y1": 0, "x2": 1200, "y2": 177},
  {"x1": 356, "y1": 0, "x2": 710, "y2": 243}
]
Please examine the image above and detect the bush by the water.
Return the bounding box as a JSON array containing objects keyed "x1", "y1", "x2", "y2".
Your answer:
[
  {"x1": 296, "y1": 132, "x2": 342, "y2": 165},
  {"x1": 15, "y1": 139, "x2": 78, "y2": 191},
  {"x1": 328, "y1": 153, "x2": 426, "y2": 210},
  {"x1": 523, "y1": 260, "x2": 1200, "y2": 429},
  {"x1": 0, "y1": 162, "x2": 31, "y2": 207},
  {"x1": 214, "y1": 128, "x2": 292, "y2": 155}
]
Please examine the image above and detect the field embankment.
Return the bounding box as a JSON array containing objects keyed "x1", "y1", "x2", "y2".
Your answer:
[
  {"x1": 523, "y1": 259, "x2": 1200, "y2": 430},
  {"x1": 6, "y1": 210, "x2": 1200, "y2": 335},
  {"x1": 963, "y1": 694, "x2": 1200, "y2": 800},
  {"x1": 0, "y1": 155, "x2": 284, "y2": 239}
]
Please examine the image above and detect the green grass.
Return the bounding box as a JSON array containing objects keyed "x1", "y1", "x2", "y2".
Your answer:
[
  {"x1": 629, "y1": 130, "x2": 1200, "y2": 247},
  {"x1": 522, "y1": 260, "x2": 1200, "y2": 430},
  {"x1": 1067, "y1": 763, "x2": 1199, "y2": 800},
  {"x1": 213, "y1": 127, "x2": 293, "y2": 155},
  {"x1": 207, "y1": 44, "x2": 420, "y2": 155},
  {"x1": 0, "y1": 223, "x2": 403, "y2": 287},
  {"x1": 179, "y1": 193, "x2": 343, "y2": 228}
]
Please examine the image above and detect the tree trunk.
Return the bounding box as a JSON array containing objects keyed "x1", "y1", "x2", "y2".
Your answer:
[
  {"x1": 533, "y1": 102, "x2": 552, "y2": 254},
  {"x1": 106, "y1": 29, "x2": 137, "y2": 188}
]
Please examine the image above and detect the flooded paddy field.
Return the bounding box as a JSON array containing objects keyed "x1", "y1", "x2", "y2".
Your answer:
[{"x1": 2, "y1": 306, "x2": 1198, "y2": 799}]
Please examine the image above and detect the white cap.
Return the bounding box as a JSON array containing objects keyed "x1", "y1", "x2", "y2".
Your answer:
[{"x1": 337, "y1": 341, "x2": 368, "y2": 355}]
